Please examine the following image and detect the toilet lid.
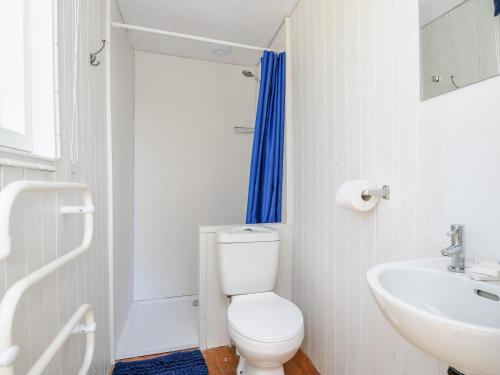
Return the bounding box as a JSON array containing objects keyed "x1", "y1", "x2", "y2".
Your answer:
[{"x1": 228, "y1": 292, "x2": 303, "y2": 343}]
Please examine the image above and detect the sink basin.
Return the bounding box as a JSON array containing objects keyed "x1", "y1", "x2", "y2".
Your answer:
[{"x1": 367, "y1": 258, "x2": 500, "y2": 375}]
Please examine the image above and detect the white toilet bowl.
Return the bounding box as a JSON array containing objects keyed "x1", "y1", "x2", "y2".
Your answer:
[{"x1": 228, "y1": 292, "x2": 304, "y2": 375}]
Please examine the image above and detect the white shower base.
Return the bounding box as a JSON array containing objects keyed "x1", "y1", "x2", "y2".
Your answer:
[{"x1": 116, "y1": 295, "x2": 199, "y2": 359}]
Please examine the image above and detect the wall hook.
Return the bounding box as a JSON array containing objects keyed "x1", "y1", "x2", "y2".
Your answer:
[
  {"x1": 90, "y1": 39, "x2": 106, "y2": 66},
  {"x1": 451, "y1": 75, "x2": 460, "y2": 89}
]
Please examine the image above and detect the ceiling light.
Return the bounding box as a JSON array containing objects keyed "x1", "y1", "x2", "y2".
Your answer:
[{"x1": 210, "y1": 44, "x2": 232, "y2": 57}]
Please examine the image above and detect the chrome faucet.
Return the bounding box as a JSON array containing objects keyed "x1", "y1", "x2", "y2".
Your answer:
[{"x1": 441, "y1": 224, "x2": 465, "y2": 273}]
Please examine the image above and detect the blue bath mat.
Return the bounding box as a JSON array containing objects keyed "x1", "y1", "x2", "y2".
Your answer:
[{"x1": 112, "y1": 350, "x2": 209, "y2": 375}]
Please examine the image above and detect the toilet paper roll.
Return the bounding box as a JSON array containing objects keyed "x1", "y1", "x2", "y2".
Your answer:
[{"x1": 336, "y1": 179, "x2": 379, "y2": 212}]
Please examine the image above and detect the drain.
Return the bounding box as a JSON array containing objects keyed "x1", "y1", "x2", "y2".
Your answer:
[
  {"x1": 448, "y1": 367, "x2": 466, "y2": 375},
  {"x1": 192, "y1": 299, "x2": 199, "y2": 307}
]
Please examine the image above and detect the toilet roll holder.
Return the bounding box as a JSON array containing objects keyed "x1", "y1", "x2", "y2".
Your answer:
[{"x1": 361, "y1": 185, "x2": 390, "y2": 201}]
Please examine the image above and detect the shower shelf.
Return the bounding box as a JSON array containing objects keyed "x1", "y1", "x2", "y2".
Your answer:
[{"x1": 233, "y1": 126, "x2": 255, "y2": 135}]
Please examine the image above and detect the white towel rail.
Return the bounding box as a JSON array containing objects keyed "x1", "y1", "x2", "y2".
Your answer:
[
  {"x1": 0, "y1": 181, "x2": 96, "y2": 375},
  {"x1": 28, "y1": 304, "x2": 95, "y2": 375}
]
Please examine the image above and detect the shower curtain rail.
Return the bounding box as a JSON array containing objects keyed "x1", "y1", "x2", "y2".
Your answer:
[
  {"x1": 111, "y1": 22, "x2": 281, "y2": 53},
  {"x1": 0, "y1": 181, "x2": 96, "y2": 375}
]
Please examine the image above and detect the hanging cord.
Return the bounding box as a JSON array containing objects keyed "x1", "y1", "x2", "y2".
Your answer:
[{"x1": 70, "y1": 0, "x2": 81, "y2": 175}]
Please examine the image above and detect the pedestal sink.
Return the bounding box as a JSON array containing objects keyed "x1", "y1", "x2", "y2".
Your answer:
[{"x1": 367, "y1": 258, "x2": 500, "y2": 375}]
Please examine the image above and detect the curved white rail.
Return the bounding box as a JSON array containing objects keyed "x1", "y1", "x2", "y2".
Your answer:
[
  {"x1": 0, "y1": 181, "x2": 92, "y2": 259},
  {"x1": 28, "y1": 304, "x2": 95, "y2": 375},
  {"x1": 0, "y1": 181, "x2": 96, "y2": 375}
]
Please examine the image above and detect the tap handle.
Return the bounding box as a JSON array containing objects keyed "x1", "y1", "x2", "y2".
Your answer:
[{"x1": 441, "y1": 245, "x2": 462, "y2": 256}]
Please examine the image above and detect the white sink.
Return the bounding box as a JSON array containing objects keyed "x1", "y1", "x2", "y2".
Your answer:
[{"x1": 367, "y1": 258, "x2": 500, "y2": 375}]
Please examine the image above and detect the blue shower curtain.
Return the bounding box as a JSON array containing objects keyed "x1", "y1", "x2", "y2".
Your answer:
[
  {"x1": 495, "y1": 0, "x2": 500, "y2": 16},
  {"x1": 246, "y1": 51, "x2": 286, "y2": 224}
]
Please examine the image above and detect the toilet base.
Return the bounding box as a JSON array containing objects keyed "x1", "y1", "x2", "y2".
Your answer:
[{"x1": 237, "y1": 357, "x2": 284, "y2": 375}]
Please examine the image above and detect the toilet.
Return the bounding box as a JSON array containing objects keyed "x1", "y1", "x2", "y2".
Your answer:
[{"x1": 217, "y1": 226, "x2": 304, "y2": 375}]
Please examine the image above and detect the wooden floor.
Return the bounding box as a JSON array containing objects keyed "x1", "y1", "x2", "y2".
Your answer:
[
  {"x1": 203, "y1": 346, "x2": 319, "y2": 375},
  {"x1": 111, "y1": 346, "x2": 319, "y2": 375}
]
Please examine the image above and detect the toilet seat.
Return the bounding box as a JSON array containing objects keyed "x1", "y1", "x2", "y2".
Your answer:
[{"x1": 228, "y1": 292, "x2": 303, "y2": 343}]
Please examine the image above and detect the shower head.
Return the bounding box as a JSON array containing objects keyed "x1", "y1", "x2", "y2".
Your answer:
[
  {"x1": 242, "y1": 70, "x2": 260, "y2": 81},
  {"x1": 242, "y1": 70, "x2": 255, "y2": 78}
]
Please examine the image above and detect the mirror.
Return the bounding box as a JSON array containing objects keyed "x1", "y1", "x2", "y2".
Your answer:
[{"x1": 419, "y1": 0, "x2": 500, "y2": 100}]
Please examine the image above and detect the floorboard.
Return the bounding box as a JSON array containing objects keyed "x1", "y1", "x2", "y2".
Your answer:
[{"x1": 110, "y1": 346, "x2": 320, "y2": 374}]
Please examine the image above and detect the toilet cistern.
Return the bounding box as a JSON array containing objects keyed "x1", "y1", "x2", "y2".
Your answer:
[{"x1": 441, "y1": 224, "x2": 465, "y2": 273}]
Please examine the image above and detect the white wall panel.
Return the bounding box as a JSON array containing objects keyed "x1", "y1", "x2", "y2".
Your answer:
[
  {"x1": 420, "y1": 0, "x2": 466, "y2": 26},
  {"x1": 0, "y1": 0, "x2": 111, "y2": 373},
  {"x1": 110, "y1": 0, "x2": 135, "y2": 351},
  {"x1": 289, "y1": 0, "x2": 500, "y2": 374}
]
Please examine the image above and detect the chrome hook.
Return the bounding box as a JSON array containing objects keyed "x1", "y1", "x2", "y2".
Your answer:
[{"x1": 89, "y1": 39, "x2": 106, "y2": 67}]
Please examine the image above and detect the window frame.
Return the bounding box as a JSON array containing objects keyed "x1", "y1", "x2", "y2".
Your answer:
[{"x1": 0, "y1": 0, "x2": 60, "y2": 161}]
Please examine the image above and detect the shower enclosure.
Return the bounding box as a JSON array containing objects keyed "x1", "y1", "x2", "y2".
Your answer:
[{"x1": 109, "y1": 0, "x2": 269, "y2": 358}]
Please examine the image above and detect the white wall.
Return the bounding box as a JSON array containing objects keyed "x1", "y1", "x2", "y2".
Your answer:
[
  {"x1": 0, "y1": 0, "x2": 111, "y2": 373},
  {"x1": 134, "y1": 52, "x2": 256, "y2": 300},
  {"x1": 110, "y1": 0, "x2": 135, "y2": 350},
  {"x1": 420, "y1": 0, "x2": 466, "y2": 26},
  {"x1": 289, "y1": 0, "x2": 500, "y2": 374}
]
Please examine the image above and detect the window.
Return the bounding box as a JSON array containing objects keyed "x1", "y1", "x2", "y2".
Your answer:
[{"x1": 0, "y1": 0, "x2": 59, "y2": 159}]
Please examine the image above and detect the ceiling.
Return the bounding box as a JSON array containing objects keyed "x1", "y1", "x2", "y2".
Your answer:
[
  {"x1": 116, "y1": 0, "x2": 298, "y2": 66},
  {"x1": 419, "y1": 0, "x2": 465, "y2": 26}
]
